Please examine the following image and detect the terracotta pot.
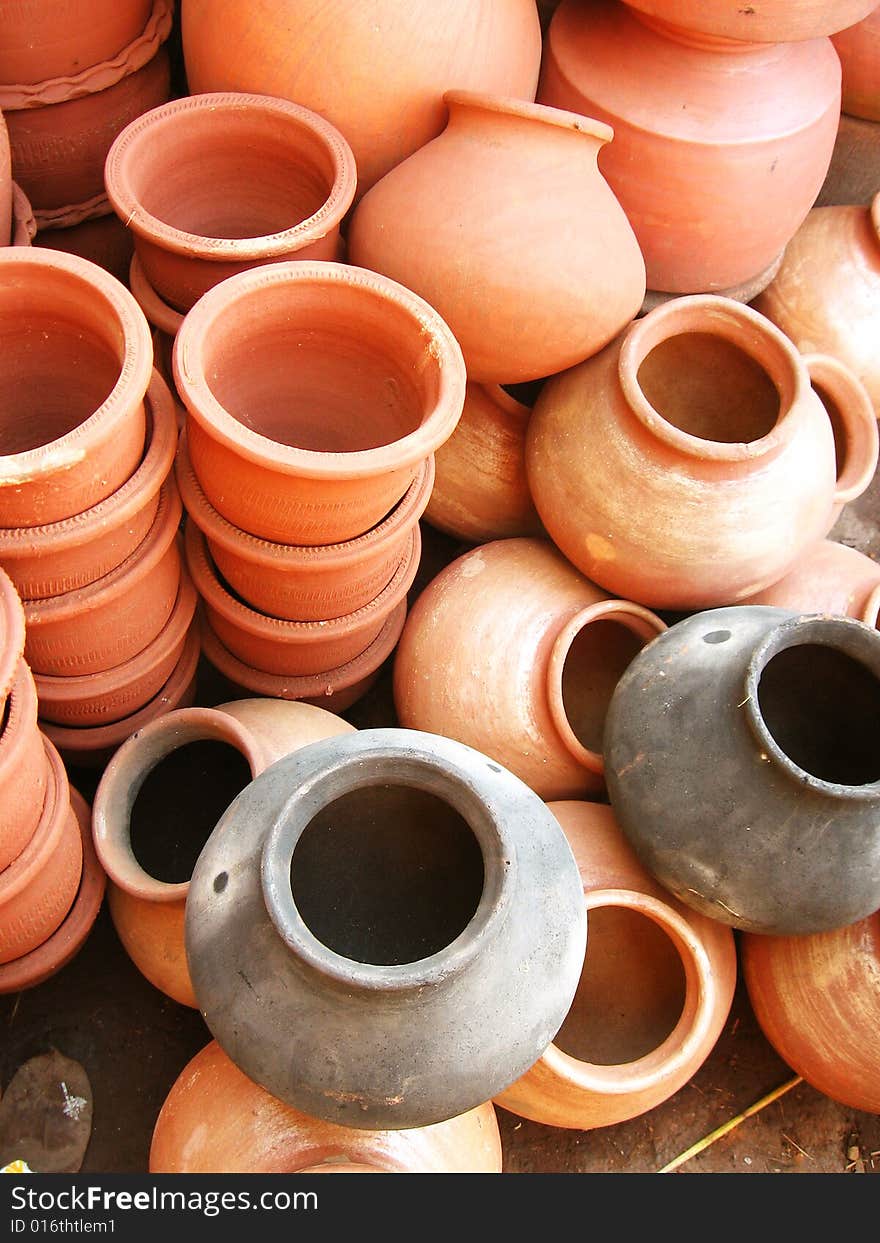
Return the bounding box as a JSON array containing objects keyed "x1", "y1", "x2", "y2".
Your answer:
[
  {"x1": 348, "y1": 91, "x2": 645, "y2": 384},
  {"x1": 0, "y1": 661, "x2": 49, "y2": 874},
  {"x1": 106, "y1": 93, "x2": 356, "y2": 314},
  {"x1": 816, "y1": 111, "x2": 880, "y2": 207},
  {"x1": 185, "y1": 728, "x2": 587, "y2": 1128},
  {"x1": 151, "y1": 1040, "x2": 502, "y2": 1173},
  {"x1": 0, "y1": 112, "x2": 10, "y2": 248},
  {"x1": 130, "y1": 255, "x2": 182, "y2": 336},
  {"x1": 832, "y1": 7, "x2": 880, "y2": 120},
  {"x1": 0, "y1": 786, "x2": 105, "y2": 994},
  {"x1": 526, "y1": 296, "x2": 878, "y2": 610},
  {"x1": 394, "y1": 538, "x2": 666, "y2": 801},
  {"x1": 174, "y1": 261, "x2": 465, "y2": 545},
  {"x1": 23, "y1": 481, "x2": 182, "y2": 676},
  {"x1": 539, "y1": 2, "x2": 841, "y2": 294},
  {"x1": 177, "y1": 432, "x2": 431, "y2": 622},
  {"x1": 35, "y1": 212, "x2": 135, "y2": 285},
  {"x1": 0, "y1": 564, "x2": 25, "y2": 702},
  {"x1": 94, "y1": 699, "x2": 356, "y2": 1006},
  {"x1": 0, "y1": 369, "x2": 177, "y2": 600},
  {"x1": 739, "y1": 539, "x2": 880, "y2": 620},
  {"x1": 10, "y1": 181, "x2": 34, "y2": 247},
  {"x1": 605, "y1": 606, "x2": 880, "y2": 934},
  {"x1": 741, "y1": 914, "x2": 880, "y2": 1113},
  {"x1": 424, "y1": 384, "x2": 543, "y2": 544},
  {"x1": 617, "y1": 0, "x2": 877, "y2": 43},
  {"x1": 181, "y1": 0, "x2": 542, "y2": 199},
  {"x1": 495, "y1": 801, "x2": 736, "y2": 1129},
  {"x1": 753, "y1": 195, "x2": 880, "y2": 413},
  {"x1": 0, "y1": 734, "x2": 80, "y2": 963},
  {"x1": 0, "y1": 248, "x2": 152, "y2": 528}
]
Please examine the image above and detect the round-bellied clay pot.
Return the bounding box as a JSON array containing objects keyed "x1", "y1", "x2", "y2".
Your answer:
[
  {"x1": 348, "y1": 91, "x2": 646, "y2": 384},
  {"x1": 753, "y1": 194, "x2": 880, "y2": 413},
  {"x1": 0, "y1": 369, "x2": 177, "y2": 600},
  {"x1": 93, "y1": 699, "x2": 356, "y2": 1007},
  {"x1": 739, "y1": 539, "x2": 880, "y2": 620},
  {"x1": 23, "y1": 481, "x2": 182, "y2": 676},
  {"x1": 605, "y1": 605, "x2": 880, "y2": 934},
  {"x1": 424, "y1": 383, "x2": 543, "y2": 543},
  {"x1": 833, "y1": 7, "x2": 880, "y2": 119},
  {"x1": 741, "y1": 913, "x2": 880, "y2": 1113},
  {"x1": 0, "y1": 563, "x2": 25, "y2": 702},
  {"x1": 10, "y1": 182, "x2": 36, "y2": 246},
  {"x1": 185, "y1": 727, "x2": 587, "y2": 1129},
  {"x1": 177, "y1": 431, "x2": 432, "y2": 622},
  {"x1": 0, "y1": 660, "x2": 49, "y2": 873},
  {"x1": 394, "y1": 537, "x2": 666, "y2": 800},
  {"x1": 526, "y1": 296, "x2": 878, "y2": 609},
  {"x1": 617, "y1": 0, "x2": 877, "y2": 44},
  {"x1": 0, "y1": 247, "x2": 153, "y2": 529},
  {"x1": 105, "y1": 92, "x2": 357, "y2": 313},
  {"x1": 35, "y1": 212, "x2": 135, "y2": 285},
  {"x1": 538, "y1": 1, "x2": 841, "y2": 294},
  {"x1": 173, "y1": 261, "x2": 466, "y2": 546},
  {"x1": 0, "y1": 734, "x2": 81, "y2": 963},
  {"x1": 815, "y1": 112, "x2": 880, "y2": 207},
  {"x1": 181, "y1": 0, "x2": 542, "y2": 200},
  {"x1": 495, "y1": 801, "x2": 736, "y2": 1129}
]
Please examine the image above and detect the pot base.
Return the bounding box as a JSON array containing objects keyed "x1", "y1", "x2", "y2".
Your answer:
[{"x1": 639, "y1": 251, "x2": 785, "y2": 316}]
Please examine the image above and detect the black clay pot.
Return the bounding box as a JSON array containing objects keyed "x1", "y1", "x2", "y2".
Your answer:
[
  {"x1": 605, "y1": 606, "x2": 880, "y2": 935},
  {"x1": 185, "y1": 727, "x2": 587, "y2": 1129}
]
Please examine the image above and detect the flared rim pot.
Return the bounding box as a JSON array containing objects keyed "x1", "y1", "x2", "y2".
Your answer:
[{"x1": 185, "y1": 727, "x2": 587, "y2": 1129}]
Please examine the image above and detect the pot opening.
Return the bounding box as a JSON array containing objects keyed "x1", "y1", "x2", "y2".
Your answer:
[
  {"x1": 554, "y1": 906, "x2": 686, "y2": 1065},
  {"x1": 636, "y1": 332, "x2": 780, "y2": 444},
  {"x1": 813, "y1": 379, "x2": 848, "y2": 484},
  {"x1": 129, "y1": 740, "x2": 252, "y2": 883},
  {"x1": 199, "y1": 282, "x2": 442, "y2": 453},
  {"x1": 556, "y1": 618, "x2": 650, "y2": 755},
  {"x1": 289, "y1": 784, "x2": 485, "y2": 966},
  {"x1": 757, "y1": 643, "x2": 880, "y2": 785}
]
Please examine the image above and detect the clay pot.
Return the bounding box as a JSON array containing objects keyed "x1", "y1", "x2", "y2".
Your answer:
[
  {"x1": 395, "y1": 537, "x2": 666, "y2": 800},
  {"x1": 173, "y1": 261, "x2": 465, "y2": 545},
  {"x1": 526, "y1": 296, "x2": 878, "y2": 610},
  {"x1": 181, "y1": 0, "x2": 542, "y2": 199},
  {"x1": 0, "y1": 734, "x2": 81, "y2": 964},
  {"x1": 816, "y1": 112, "x2": 880, "y2": 207},
  {"x1": 538, "y1": 1, "x2": 841, "y2": 294},
  {"x1": 10, "y1": 181, "x2": 36, "y2": 246},
  {"x1": 0, "y1": 247, "x2": 153, "y2": 529},
  {"x1": 495, "y1": 801, "x2": 736, "y2": 1129},
  {"x1": 348, "y1": 91, "x2": 646, "y2": 384},
  {"x1": 605, "y1": 606, "x2": 880, "y2": 934},
  {"x1": 93, "y1": 699, "x2": 356, "y2": 1007},
  {"x1": 105, "y1": 93, "x2": 357, "y2": 314},
  {"x1": 151, "y1": 1040, "x2": 502, "y2": 1173},
  {"x1": 0, "y1": 786, "x2": 105, "y2": 994},
  {"x1": 0, "y1": 564, "x2": 25, "y2": 702},
  {"x1": 0, "y1": 369, "x2": 177, "y2": 600},
  {"x1": 424, "y1": 384, "x2": 543, "y2": 544},
  {"x1": 832, "y1": 7, "x2": 880, "y2": 118},
  {"x1": 23, "y1": 481, "x2": 182, "y2": 676},
  {"x1": 0, "y1": 661, "x2": 49, "y2": 874},
  {"x1": 130, "y1": 256, "x2": 182, "y2": 337},
  {"x1": 35, "y1": 213, "x2": 135, "y2": 286},
  {"x1": 753, "y1": 195, "x2": 880, "y2": 413},
  {"x1": 739, "y1": 539, "x2": 880, "y2": 620},
  {"x1": 0, "y1": 112, "x2": 10, "y2": 248},
  {"x1": 617, "y1": 0, "x2": 877, "y2": 43},
  {"x1": 177, "y1": 431, "x2": 432, "y2": 622},
  {"x1": 741, "y1": 914, "x2": 880, "y2": 1113},
  {"x1": 185, "y1": 728, "x2": 587, "y2": 1128}
]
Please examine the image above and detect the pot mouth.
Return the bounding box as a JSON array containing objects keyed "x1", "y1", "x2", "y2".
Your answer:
[
  {"x1": 744, "y1": 613, "x2": 880, "y2": 798},
  {"x1": 442, "y1": 89, "x2": 614, "y2": 145},
  {"x1": 261, "y1": 743, "x2": 517, "y2": 991},
  {"x1": 619, "y1": 296, "x2": 803, "y2": 462},
  {"x1": 0, "y1": 736, "x2": 70, "y2": 904},
  {"x1": 0, "y1": 659, "x2": 38, "y2": 764}
]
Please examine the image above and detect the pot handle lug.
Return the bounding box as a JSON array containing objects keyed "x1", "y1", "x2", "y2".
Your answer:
[{"x1": 804, "y1": 353, "x2": 878, "y2": 506}]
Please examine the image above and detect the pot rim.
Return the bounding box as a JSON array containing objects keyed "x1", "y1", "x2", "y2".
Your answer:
[
  {"x1": 0, "y1": 734, "x2": 69, "y2": 904},
  {"x1": 0, "y1": 567, "x2": 25, "y2": 699},
  {"x1": 442, "y1": 89, "x2": 614, "y2": 146},
  {"x1": 10, "y1": 181, "x2": 35, "y2": 246},
  {"x1": 0, "y1": 659, "x2": 39, "y2": 774}
]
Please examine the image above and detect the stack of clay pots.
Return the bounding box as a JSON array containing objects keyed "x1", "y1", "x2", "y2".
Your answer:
[{"x1": 819, "y1": 5, "x2": 880, "y2": 204}]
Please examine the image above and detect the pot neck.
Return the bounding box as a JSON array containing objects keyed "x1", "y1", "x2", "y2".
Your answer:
[{"x1": 443, "y1": 89, "x2": 612, "y2": 159}]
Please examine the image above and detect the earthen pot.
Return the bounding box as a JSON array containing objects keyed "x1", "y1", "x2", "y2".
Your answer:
[
  {"x1": 495, "y1": 801, "x2": 736, "y2": 1129},
  {"x1": 173, "y1": 261, "x2": 465, "y2": 546},
  {"x1": 105, "y1": 93, "x2": 357, "y2": 313},
  {"x1": 605, "y1": 606, "x2": 880, "y2": 934},
  {"x1": 617, "y1": 0, "x2": 877, "y2": 44},
  {"x1": 753, "y1": 194, "x2": 880, "y2": 413},
  {"x1": 0, "y1": 563, "x2": 25, "y2": 702},
  {"x1": 181, "y1": 0, "x2": 542, "y2": 199},
  {"x1": 185, "y1": 728, "x2": 587, "y2": 1128},
  {"x1": 0, "y1": 734, "x2": 80, "y2": 963},
  {"x1": 0, "y1": 111, "x2": 10, "y2": 247},
  {"x1": 10, "y1": 181, "x2": 35, "y2": 246},
  {"x1": 815, "y1": 112, "x2": 880, "y2": 207},
  {"x1": 0, "y1": 786, "x2": 105, "y2": 994},
  {"x1": 93, "y1": 699, "x2": 356, "y2": 1007},
  {"x1": 424, "y1": 383, "x2": 543, "y2": 544},
  {"x1": 739, "y1": 539, "x2": 880, "y2": 620},
  {"x1": 0, "y1": 661, "x2": 49, "y2": 874},
  {"x1": 35, "y1": 213, "x2": 135, "y2": 285},
  {"x1": 538, "y1": 1, "x2": 841, "y2": 294},
  {"x1": 177, "y1": 431, "x2": 432, "y2": 622},
  {"x1": 23, "y1": 481, "x2": 182, "y2": 676},
  {"x1": 526, "y1": 296, "x2": 878, "y2": 609},
  {"x1": 741, "y1": 913, "x2": 880, "y2": 1113},
  {"x1": 348, "y1": 91, "x2": 646, "y2": 384},
  {"x1": 130, "y1": 255, "x2": 182, "y2": 337},
  {"x1": 0, "y1": 369, "x2": 177, "y2": 601},
  {"x1": 832, "y1": 7, "x2": 880, "y2": 119}
]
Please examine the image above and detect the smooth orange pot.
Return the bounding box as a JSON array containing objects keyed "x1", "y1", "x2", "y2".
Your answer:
[
  {"x1": 0, "y1": 660, "x2": 49, "y2": 874},
  {"x1": 739, "y1": 539, "x2": 880, "y2": 620},
  {"x1": 832, "y1": 7, "x2": 880, "y2": 120},
  {"x1": 617, "y1": 0, "x2": 877, "y2": 43}
]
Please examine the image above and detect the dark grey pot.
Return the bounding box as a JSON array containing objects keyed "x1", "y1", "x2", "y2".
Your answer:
[
  {"x1": 185, "y1": 727, "x2": 587, "y2": 1129},
  {"x1": 605, "y1": 606, "x2": 880, "y2": 935}
]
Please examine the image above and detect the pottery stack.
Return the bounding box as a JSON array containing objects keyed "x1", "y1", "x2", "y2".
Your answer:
[{"x1": 818, "y1": 4, "x2": 880, "y2": 205}]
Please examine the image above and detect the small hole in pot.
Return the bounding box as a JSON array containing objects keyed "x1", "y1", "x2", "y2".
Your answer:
[
  {"x1": 213, "y1": 872, "x2": 228, "y2": 893},
  {"x1": 637, "y1": 332, "x2": 779, "y2": 443},
  {"x1": 554, "y1": 907, "x2": 686, "y2": 1065},
  {"x1": 703, "y1": 630, "x2": 731, "y2": 645},
  {"x1": 129, "y1": 741, "x2": 252, "y2": 884},
  {"x1": 561, "y1": 620, "x2": 646, "y2": 753},
  {"x1": 290, "y1": 785, "x2": 484, "y2": 966},
  {"x1": 813, "y1": 380, "x2": 847, "y2": 483},
  {"x1": 758, "y1": 643, "x2": 880, "y2": 785}
]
